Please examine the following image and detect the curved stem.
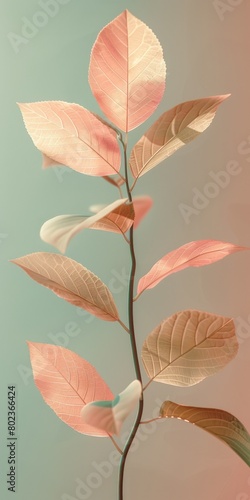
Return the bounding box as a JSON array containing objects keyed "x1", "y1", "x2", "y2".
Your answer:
[{"x1": 118, "y1": 133, "x2": 144, "y2": 500}]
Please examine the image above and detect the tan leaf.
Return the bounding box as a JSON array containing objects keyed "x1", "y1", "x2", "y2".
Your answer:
[
  {"x1": 11, "y1": 253, "x2": 119, "y2": 322},
  {"x1": 130, "y1": 95, "x2": 230, "y2": 179},
  {"x1": 160, "y1": 400, "x2": 250, "y2": 466},
  {"x1": 142, "y1": 310, "x2": 238, "y2": 387}
]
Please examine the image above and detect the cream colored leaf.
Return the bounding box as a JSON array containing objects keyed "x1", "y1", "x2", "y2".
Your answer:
[
  {"x1": 40, "y1": 199, "x2": 134, "y2": 253},
  {"x1": 81, "y1": 380, "x2": 142, "y2": 436},
  {"x1": 160, "y1": 401, "x2": 250, "y2": 466},
  {"x1": 11, "y1": 253, "x2": 119, "y2": 322},
  {"x1": 130, "y1": 95, "x2": 230, "y2": 179},
  {"x1": 142, "y1": 309, "x2": 238, "y2": 387}
]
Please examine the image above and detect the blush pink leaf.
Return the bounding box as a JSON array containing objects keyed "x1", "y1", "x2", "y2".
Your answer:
[
  {"x1": 89, "y1": 10, "x2": 166, "y2": 132},
  {"x1": 136, "y1": 240, "x2": 247, "y2": 298},
  {"x1": 28, "y1": 342, "x2": 114, "y2": 436},
  {"x1": 160, "y1": 400, "x2": 250, "y2": 466},
  {"x1": 130, "y1": 95, "x2": 230, "y2": 179},
  {"x1": 40, "y1": 199, "x2": 134, "y2": 253},
  {"x1": 142, "y1": 309, "x2": 238, "y2": 387},
  {"x1": 18, "y1": 101, "x2": 121, "y2": 177},
  {"x1": 11, "y1": 253, "x2": 119, "y2": 322}
]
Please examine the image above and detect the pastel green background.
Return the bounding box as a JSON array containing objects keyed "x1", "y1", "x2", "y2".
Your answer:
[{"x1": 1, "y1": 1, "x2": 250, "y2": 499}]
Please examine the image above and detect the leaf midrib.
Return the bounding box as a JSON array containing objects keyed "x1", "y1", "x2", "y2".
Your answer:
[
  {"x1": 27, "y1": 103, "x2": 119, "y2": 174},
  {"x1": 141, "y1": 245, "x2": 238, "y2": 292},
  {"x1": 146, "y1": 316, "x2": 234, "y2": 383},
  {"x1": 133, "y1": 102, "x2": 217, "y2": 179},
  {"x1": 20, "y1": 264, "x2": 118, "y2": 321}
]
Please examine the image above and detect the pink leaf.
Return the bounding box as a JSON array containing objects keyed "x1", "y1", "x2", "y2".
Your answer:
[
  {"x1": 40, "y1": 199, "x2": 134, "y2": 253},
  {"x1": 81, "y1": 380, "x2": 142, "y2": 436},
  {"x1": 18, "y1": 101, "x2": 121, "y2": 176},
  {"x1": 28, "y1": 342, "x2": 114, "y2": 436},
  {"x1": 130, "y1": 95, "x2": 230, "y2": 180},
  {"x1": 89, "y1": 10, "x2": 166, "y2": 132},
  {"x1": 11, "y1": 253, "x2": 119, "y2": 322},
  {"x1": 133, "y1": 196, "x2": 153, "y2": 229},
  {"x1": 137, "y1": 240, "x2": 247, "y2": 298}
]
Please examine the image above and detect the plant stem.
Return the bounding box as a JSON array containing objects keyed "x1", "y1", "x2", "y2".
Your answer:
[
  {"x1": 109, "y1": 434, "x2": 123, "y2": 455},
  {"x1": 118, "y1": 133, "x2": 144, "y2": 500},
  {"x1": 140, "y1": 417, "x2": 162, "y2": 425},
  {"x1": 118, "y1": 319, "x2": 130, "y2": 334}
]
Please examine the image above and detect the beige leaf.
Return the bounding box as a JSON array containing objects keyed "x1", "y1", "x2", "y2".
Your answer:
[
  {"x1": 142, "y1": 309, "x2": 238, "y2": 387},
  {"x1": 11, "y1": 253, "x2": 119, "y2": 322},
  {"x1": 130, "y1": 95, "x2": 230, "y2": 180}
]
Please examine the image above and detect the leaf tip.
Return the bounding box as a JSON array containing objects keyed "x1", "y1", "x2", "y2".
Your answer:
[
  {"x1": 17, "y1": 102, "x2": 26, "y2": 110},
  {"x1": 219, "y1": 93, "x2": 231, "y2": 103}
]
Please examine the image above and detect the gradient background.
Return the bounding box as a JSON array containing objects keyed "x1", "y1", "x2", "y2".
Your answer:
[{"x1": 1, "y1": 0, "x2": 250, "y2": 499}]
